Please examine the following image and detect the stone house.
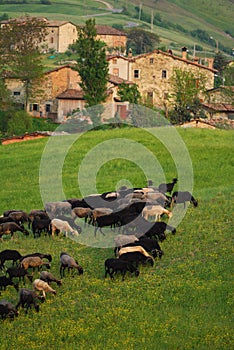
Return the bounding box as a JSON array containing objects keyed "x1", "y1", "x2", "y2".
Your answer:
[
  {"x1": 6, "y1": 65, "x2": 132, "y2": 122},
  {"x1": 96, "y1": 25, "x2": 127, "y2": 54},
  {"x1": 108, "y1": 49, "x2": 216, "y2": 112},
  {"x1": 45, "y1": 20, "x2": 78, "y2": 53},
  {"x1": 202, "y1": 86, "x2": 234, "y2": 119}
]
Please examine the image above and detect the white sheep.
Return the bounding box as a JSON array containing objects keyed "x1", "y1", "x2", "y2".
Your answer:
[
  {"x1": 33, "y1": 279, "x2": 56, "y2": 299},
  {"x1": 51, "y1": 218, "x2": 79, "y2": 237},
  {"x1": 142, "y1": 205, "x2": 172, "y2": 221},
  {"x1": 118, "y1": 246, "x2": 152, "y2": 258}
]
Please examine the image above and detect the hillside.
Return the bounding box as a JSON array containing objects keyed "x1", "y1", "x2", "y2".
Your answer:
[{"x1": 0, "y1": 0, "x2": 233, "y2": 58}]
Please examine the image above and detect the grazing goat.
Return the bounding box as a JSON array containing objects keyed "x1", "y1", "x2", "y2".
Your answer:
[
  {"x1": 51, "y1": 218, "x2": 79, "y2": 238},
  {"x1": 124, "y1": 239, "x2": 164, "y2": 259},
  {"x1": 28, "y1": 210, "x2": 49, "y2": 229},
  {"x1": 0, "y1": 222, "x2": 29, "y2": 240},
  {"x1": 94, "y1": 213, "x2": 121, "y2": 236},
  {"x1": 39, "y1": 271, "x2": 62, "y2": 286},
  {"x1": 60, "y1": 252, "x2": 83, "y2": 278},
  {"x1": 45, "y1": 201, "x2": 72, "y2": 217},
  {"x1": 0, "y1": 249, "x2": 22, "y2": 267},
  {"x1": 32, "y1": 218, "x2": 51, "y2": 238},
  {"x1": 6, "y1": 267, "x2": 33, "y2": 284},
  {"x1": 15, "y1": 288, "x2": 42, "y2": 314},
  {"x1": 20, "y1": 256, "x2": 50, "y2": 272},
  {"x1": 33, "y1": 279, "x2": 56, "y2": 299},
  {"x1": 20, "y1": 252, "x2": 52, "y2": 263},
  {"x1": 0, "y1": 216, "x2": 16, "y2": 224},
  {"x1": 71, "y1": 207, "x2": 92, "y2": 226},
  {"x1": 158, "y1": 178, "x2": 178, "y2": 194},
  {"x1": 104, "y1": 258, "x2": 139, "y2": 281},
  {"x1": 142, "y1": 205, "x2": 172, "y2": 221},
  {"x1": 144, "y1": 222, "x2": 176, "y2": 241},
  {"x1": 8, "y1": 211, "x2": 29, "y2": 225},
  {"x1": 0, "y1": 276, "x2": 19, "y2": 292},
  {"x1": 0, "y1": 300, "x2": 18, "y2": 320},
  {"x1": 113, "y1": 234, "x2": 139, "y2": 256},
  {"x1": 119, "y1": 251, "x2": 154, "y2": 267},
  {"x1": 171, "y1": 191, "x2": 198, "y2": 207}
]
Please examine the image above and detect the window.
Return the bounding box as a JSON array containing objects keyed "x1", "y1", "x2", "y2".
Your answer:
[
  {"x1": 30, "y1": 104, "x2": 39, "y2": 112},
  {"x1": 113, "y1": 58, "x2": 117, "y2": 64},
  {"x1": 113, "y1": 68, "x2": 119, "y2": 76},
  {"x1": 13, "y1": 91, "x2": 20, "y2": 96},
  {"x1": 46, "y1": 104, "x2": 51, "y2": 112},
  {"x1": 134, "y1": 70, "x2": 139, "y2": 78},
  {"x1": 149, "y1": 58, "x2": 154, "y2": 64},
  {"x1": 162, "y1": 70, "x2": 167, "y2": 78},
  {"x1": 51, "y1": 37, "x2": 54, "y2": 44},
  {"x1": 147, "y1": 92, "x2": 153, "y2": 104}
]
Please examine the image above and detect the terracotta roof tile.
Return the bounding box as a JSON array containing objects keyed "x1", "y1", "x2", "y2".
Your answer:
[
  {"x1": 57, "y1": 89, "x2": 84, "y2": 99},
  {"x1": 202, "y1": 103, "x2": 234, "y2": 112},
  {"x1": 96, "y1": 25, "x2": 126, "y2": 36}
]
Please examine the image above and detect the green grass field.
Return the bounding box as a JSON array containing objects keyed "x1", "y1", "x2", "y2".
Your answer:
[{"x1": 0, "y1": 127, "x2": 233, "y2": 349}]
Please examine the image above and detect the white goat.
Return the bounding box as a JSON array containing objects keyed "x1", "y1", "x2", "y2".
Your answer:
[
  {"x1": 51, "y1": 218, "x2": 79, "y2": 237},
  {"x1": 33, "y1": 279, "x2": 56, "y2": 299},
  {"x1": 142, "y1": 205, "x2": 172, "y2": 221}
]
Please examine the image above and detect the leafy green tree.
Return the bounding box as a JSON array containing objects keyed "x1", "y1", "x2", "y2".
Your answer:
[
  {"x1": 71, "y1": 18, "x2": 109, "y2": 126},
  {"x1": 117, "y1": 82, "x2": 141, "y2": 104},
  {"x1": 126, "y1": 28, "x2": 160, "y2": 55},
  {"x1": 169, "y1": 68, "x2": 207, "y2": 124},
  {"x1": 0, "y1": 15, "x2": 47, "y2": 110}
]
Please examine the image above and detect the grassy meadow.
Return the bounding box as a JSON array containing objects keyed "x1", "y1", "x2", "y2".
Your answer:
[{"x1": 0, "y1": 127, "x2": 233, "y2": 349}]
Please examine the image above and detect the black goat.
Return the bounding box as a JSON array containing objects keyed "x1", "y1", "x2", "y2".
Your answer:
[
  {"x1": 6, "y1": 267, "x2": 33, "y2": 284},
  {"x1": 0, "y1": 249, "x2": 22, "y2": 268},
  {"x1": 144, "y1": 221, "x2": 176, "y2": 241},
  {"x1": 104, "y1": 258, "x2": 139, "y2": 281},
  {"x1": 159, "y1": 178, "x2": 178, "y2": 194},
  {"x1": 32, "y1": 218, "x2": 51, "y2": 238},
  {"x1": 0, "y1": 300, "x2": 18, "y2": 320},
  {"x1": 123, "y1": 238, "x2": 164, "y2": 259},
  {"x1": 94, "y1": 213, "x2": 121, "y2": 236},
  {"x1": 119, "y1": 251, "x2": 154, "y2": 268},
  {"x1": 0, "y1": 276, "x2": 19, "y2": 292},
  {"x1": 172, "y1": 191, "x2": 198, "y2": 207},
  {"x1": 15, "y1": 288, "x2": 43, "y2": 314}
]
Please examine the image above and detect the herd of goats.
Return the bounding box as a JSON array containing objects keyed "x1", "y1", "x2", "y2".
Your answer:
[{"x1": 0, "y1": 178, "x2": 198, "y2": 320}]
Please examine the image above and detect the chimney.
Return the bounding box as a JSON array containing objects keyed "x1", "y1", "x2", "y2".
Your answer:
[
  {"x1": 193, "y1": 57, "x2": 199, "y2": 63},
  {"x1": 207, "y1": 58, "x2": 214, "y2": 69},
  {"x1": 181, "y1": 46, "x2": 187, "y2": 60}
]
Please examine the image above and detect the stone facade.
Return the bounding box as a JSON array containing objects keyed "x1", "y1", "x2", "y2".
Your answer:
[{"x1": 46, "y1": 21, "x2": 78, "y2": 53}]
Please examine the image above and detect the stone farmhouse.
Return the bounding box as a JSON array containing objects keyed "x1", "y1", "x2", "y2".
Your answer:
[{"x1": 108, "y1": 48, "x2": 217, "y2": 114}]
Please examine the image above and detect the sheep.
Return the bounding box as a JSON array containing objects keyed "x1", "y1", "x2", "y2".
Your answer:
[
  {"x1": 158, "y1": 178, "x2": 178, "y2": 194},
  {"x1": 45, "y1": 201, "x2": 72, "y2": 217},
  {"x1": 8, "y1": 210, "x2": 29, "y2": 225},
  {"x1": 124, "y1": 238, "x2": 164, "y2": 259},
  {"x1": 104, "y1": 258, "x2": 140, "y2": 281},
  {"x1": 142, "y1": 205, "x2": 172, "y2": 221},
  {"x1": 94, "y1": 213, "x2": 121, "y2": 236},
  {"x1": 28, "y1": 209, "x2": 49, "y2": 228},
  {"x1": 39, "y1": 271, "x2": 62, "y2": 286},
  {"x1": 33, "y1": 279, "x2": 56, "y2": 299},
  {"x1": 71, "y1": 207, "x2": 92, "y2": 226},
  {"x1": 6, "y1": 266, "x2": 33, "y2": 285},
  {"x1": 0, "y1": 222, "x2": 29, "y2": 240},
  {"x1": 55, "y1": 215, "x2": 82, "y2": 233},
  {"x1": 145, "y1": 191, "x2": 170, "y2": 207},
  {"x1": 20, "y1": 256, "x2": 50, "y2": 272},
  {"x1": 0, "y1": 276, "x2": 19, "y2": 292},
  {"x1": 32, "y1": 218, "x2": 51, "y2": 238},
  {"x1": 15, "y1": 288, "x2": 42, "y2": 314},
  {"x1": 20, "y1": 252, "x2": 52, "y2": 263},
  {"x1": 0, "y1": 249, "x2": 22, "y2": 268},
  {"x1": 60, "y1": 252, "x2": 83, "y2": 278},
  {"x1": 0, "y1": 300, "x2": 19, "y2": 320},
  {"x1": 118, "y1": 246, "x2": 153, "y2": 259},
  {"x1": 171, "y1": 191, "x2": 198, "y2": 208},
  {"x1": 119, "y1": 251, "x2": 154, "y2": 267},
  {"x1": 0, "y1": 216, "x2": 17, "y2": 224},
  {"x1": 90, "y1": 207, "x2": 113, "y2": 225},
  {"x1": 144, "y1": 222, "x2": 176, "y2": 241},
  {"x1": 113, "y1": 234, "x2": 139, "y2": 256},
  {"x1": 51, "y1": 218, "x2": 79, "y2": 238}
]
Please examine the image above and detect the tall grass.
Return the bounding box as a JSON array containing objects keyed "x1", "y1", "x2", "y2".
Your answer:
[{"x1": 0, "y1": 127, "x2": 233, "y2": 350}]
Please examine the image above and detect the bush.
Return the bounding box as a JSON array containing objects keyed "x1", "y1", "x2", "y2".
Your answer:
[{"x1": 7, "y1": 110, "x2": 32, "y2": 136}]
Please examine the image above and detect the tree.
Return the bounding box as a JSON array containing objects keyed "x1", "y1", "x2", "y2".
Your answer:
[
  {"x1": 117, "y1": 83, "x2": 141, "y2": 104},
  {"x1": 213, "y1": 52, "x2": 228, "y2": 87},
  {"x1": 169, "y1": 68, "x2": 207, "y2": 124},
  {"x1": 126, "y1": 28, "x2": 160, "y2": 55},
  {"x1": 71, "y1": 18, "x2": 109, "y2": 125},
  {"x1": 0, "y1": 15, "x2": 47, "y2": 110}
]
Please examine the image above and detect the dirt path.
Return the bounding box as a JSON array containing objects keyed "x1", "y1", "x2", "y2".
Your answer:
[{"x1": 95, "y1": 0, "x2": 114, "y2": 10}]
